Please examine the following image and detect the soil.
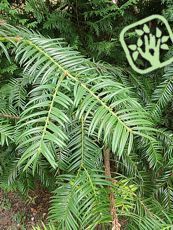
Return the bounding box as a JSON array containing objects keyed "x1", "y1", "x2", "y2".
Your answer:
[{"x1": 0, "y1": 187, "x2": 50, "y2": 230}]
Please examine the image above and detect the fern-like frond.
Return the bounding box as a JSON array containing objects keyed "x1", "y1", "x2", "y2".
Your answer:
[
  {"x1": 0, "y1": 24, "x2": 158, "y2": 171},
  {"x1": 9, "y1": 78, "x2": 27, "y2": 110},
  {"x1": 0, "y1": 122, "x2": 14, "y2": 145},
  {"x1": 74, "y1": 77, "x2": 155, "y2": 157},
  {"x1": 150, "y1": 64, "x2": 173, "y2": 120},
  {"x1": 17, "y1": 76, "x2": 71, "y2": 171},
  {"x1": 49, "y1": 170, "x2": 111, "y2": 230},
  {"x1": 68, "y1": 118, "x2": 102, "y2": 172}
]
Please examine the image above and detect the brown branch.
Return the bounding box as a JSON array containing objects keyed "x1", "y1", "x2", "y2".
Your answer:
[
  {"x1": 0, "y1": 113, "x2": 20, "y2": 120},
  {"x1": 104, "y1": 147, "x2": 121, "y2": 230}
]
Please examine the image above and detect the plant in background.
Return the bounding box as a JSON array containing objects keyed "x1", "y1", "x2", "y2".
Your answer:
[
  {"x1": 0, "y1": 1, "x2": 173, "y2": 230},
  {"x1": 0, "y1": 23, "x2": 173, "y2": 229}
]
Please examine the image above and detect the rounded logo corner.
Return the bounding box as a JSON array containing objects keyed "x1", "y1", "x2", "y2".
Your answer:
[{"x1": 119, "y1": 15, "x2": 173, "y2": 74}]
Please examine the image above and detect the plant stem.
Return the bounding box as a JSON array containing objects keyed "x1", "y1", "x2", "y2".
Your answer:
[
  {"x1": 103, "y1": 147, "x2": 121, "y2": 230},
  {"x1": 0, "y1": 113, "x2": 20, "y2": 120}
]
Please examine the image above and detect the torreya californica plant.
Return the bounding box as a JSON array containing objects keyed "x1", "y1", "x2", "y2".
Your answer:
[{"x1": 0, "y1": 23, "x2": 173, "y2": 230}]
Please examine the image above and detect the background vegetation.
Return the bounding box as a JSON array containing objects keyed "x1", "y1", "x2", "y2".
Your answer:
[{"x1": 1, "y1": 0, "x2": 173, "y2": 229}]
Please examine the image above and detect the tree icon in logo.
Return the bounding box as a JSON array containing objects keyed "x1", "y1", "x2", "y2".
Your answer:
[{"x1": 120, "y1": 15, "x2": 173, "y2": 74}]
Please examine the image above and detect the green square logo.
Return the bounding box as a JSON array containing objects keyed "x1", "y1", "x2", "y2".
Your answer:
[{"x1": 120, "y1": 15, "x2": 173, "y2": 74}]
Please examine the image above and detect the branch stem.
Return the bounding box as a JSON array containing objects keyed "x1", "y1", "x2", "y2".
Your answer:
[
  {"x1": 104, "y1": 147, "x2": 121, "y2": 230},
  {"x1": 0, "y1": 113, "x2": 20, "y2": 120}
]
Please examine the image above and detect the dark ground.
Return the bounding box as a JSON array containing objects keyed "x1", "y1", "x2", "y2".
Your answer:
[{"x1": 0, "y1": 187, "x2": 50, "y2": 230}]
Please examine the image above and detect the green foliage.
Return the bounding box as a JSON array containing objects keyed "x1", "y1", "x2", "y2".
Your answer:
[
  {"x1": 0, "y1": 1, "x2": 173, "y2": 229},
  {"x1": 49, "y1": 171, "x2": 111, "y2": 229},
  {"x1": 33, "y1": 222, "x2": 56, "y2": 230},
  {"x1": 162, "y1": 0, "x2": 173, "y2": 22}
]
